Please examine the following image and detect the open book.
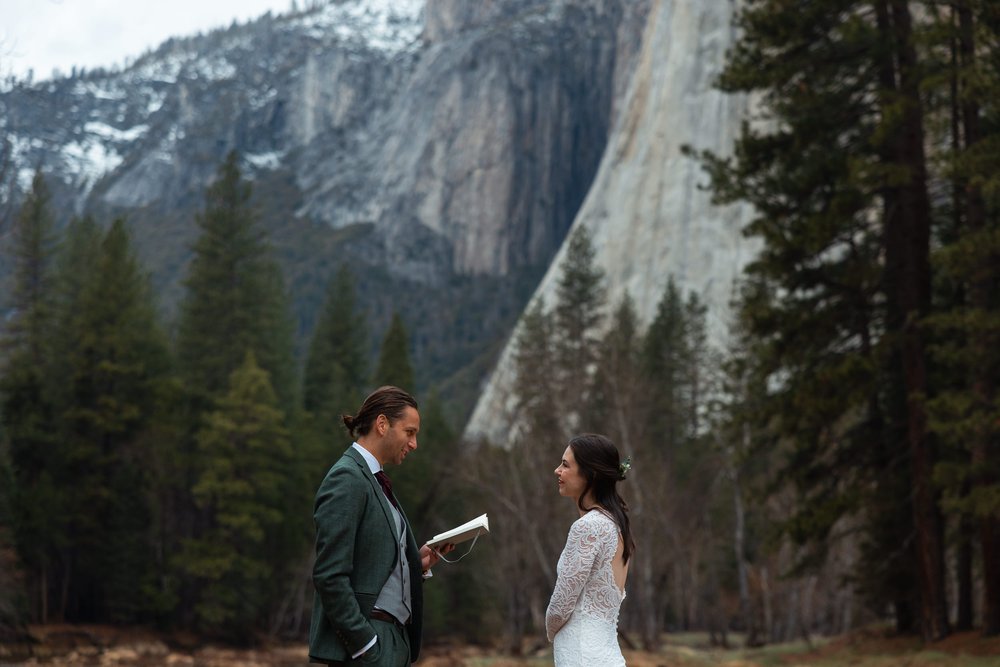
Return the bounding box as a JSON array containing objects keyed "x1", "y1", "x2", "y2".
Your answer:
[{"x1": 425, "y1": 513, "x2": 489, "y2": 548}]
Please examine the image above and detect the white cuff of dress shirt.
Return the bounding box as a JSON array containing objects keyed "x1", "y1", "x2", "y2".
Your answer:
[{"x1": 352, "y1": 634, "x2": 377, "y2": 659}]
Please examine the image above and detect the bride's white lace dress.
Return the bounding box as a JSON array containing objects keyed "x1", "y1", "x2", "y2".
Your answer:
[{"x1": 545, "y1": 510, "x2": 626, "y2": 666}]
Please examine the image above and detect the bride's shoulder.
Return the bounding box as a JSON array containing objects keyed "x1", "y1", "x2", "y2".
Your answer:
[{"x1": 574, "y1": 508, "x2": 618, "y2": 532}]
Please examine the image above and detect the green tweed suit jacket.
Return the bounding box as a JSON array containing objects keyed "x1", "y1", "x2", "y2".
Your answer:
[{"x1": 309, "y1": 446, "x2": 424, "y2": 663}]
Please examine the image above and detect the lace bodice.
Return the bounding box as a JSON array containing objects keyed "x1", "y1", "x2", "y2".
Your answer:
[{"x1": 545, "y1": 510, "x2": 626, "y2": 643}]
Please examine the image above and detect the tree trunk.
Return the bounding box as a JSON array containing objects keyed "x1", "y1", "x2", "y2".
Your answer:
[
  {"x1": 40, "y1": 562, "x2": 48, "y2": 625},
  {"x1": 731, "y1": 428, "x2": 754, "y2": 645},
  {"x1": 877, "y1": 0, "x2": 949, "y2": 641},
  {"x1": 734, "y1": 466, "x2": 751, "y2": 636},
  {"x1": 957, "y1": 1, "x2": 1000, "y2": 637},
  {"x1": 956, "y1": 510, "x2": 975, "y2": 631},
  {"x1": 946, "y1": 9, "x2": 975, "y2": 634},
  {"x1": 982, "y1": 518, "x2": 1000, "y2": 635},
  {"x1": 761, "y1": 566, "x2": 773, "y2": 643}
]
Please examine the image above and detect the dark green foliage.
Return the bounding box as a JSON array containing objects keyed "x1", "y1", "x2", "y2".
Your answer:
[
  {"x1": 923, "y1": 1, "x2": 1000, "y2": 635},
  {"x1": 553, "y1": 227, "x2": 605, "y2": 427},
  {"x1": 0, "y1": 152, "x2": 494, "y2": 639},
  {"x1": 0, "y1": 358, "x2": 61, "y2": 623},
  {"x1": 691, "y1": 0, "x2": 1000, "y2": 640},
  {"x1": 181, "y1": 352, "x2": 292, "y2": 642},
  {"x1": 176, "y1": 151, "x2": 295, "y2": 412},
  {"x1": 372, "y1": 312, "x2": 415, "y2": 393},
  {"x1": 641, "y1": 280, "x2": 690, "y2": 467},
  {"x1": 0, "y1": 450, "x2": 27, "y2": 633},
  {"x1": 0, "y1": 172, "x2": 62, "y2": 623},
  {"x1": 583, "y1": 294, "x2": 644, "y2": 442},
  {"x1": 56, "y1": 218, "x2": 171, "y2": 621},
  {"x1": 171, "y1": 153, "x2": 301, "y2": 634},
  {"x1": 303, "y1": 265, "x2": 368, "y2": 431},
  {"x1": 4, "y1": 171, "x2": 57, "y2": 361},
  {"x1": 694, "y1": 0, "x2": 919, "y2": 627},
  {"x1": 511, "y1": 299, "x2": 567, "y2": 453}
]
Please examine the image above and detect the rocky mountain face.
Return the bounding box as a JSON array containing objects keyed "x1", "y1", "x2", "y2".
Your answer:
[
  {"x1": 2, "y1": 0, "x2": 754, "y2": 436},
  {"x1": 2, "y1": 0, "x2": 649, "y2": 279},
  {"x1": 464, "y1": 0, "x2": 757, "y2": 443},
  {"x1": 0, "y1": 0, "x2": 650, "y2": 415}
]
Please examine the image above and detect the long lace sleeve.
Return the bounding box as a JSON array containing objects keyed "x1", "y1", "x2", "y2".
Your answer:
[{"x1": 545, "y1": 514, "x2": 616, "y2": 641}]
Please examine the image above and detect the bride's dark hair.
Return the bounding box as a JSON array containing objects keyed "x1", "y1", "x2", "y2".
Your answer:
[{"x1": 569, "y1": 433, "x2": 636, "y2": 564}]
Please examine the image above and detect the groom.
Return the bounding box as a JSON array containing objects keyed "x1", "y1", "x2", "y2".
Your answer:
[{"x1": 309, "y1": 386, "x2": 450, "y2": 666}]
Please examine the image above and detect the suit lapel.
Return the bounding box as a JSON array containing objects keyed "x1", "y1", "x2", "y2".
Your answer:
[{"x1": 345, "y1": 447, "x2": 401, "y2": 540}]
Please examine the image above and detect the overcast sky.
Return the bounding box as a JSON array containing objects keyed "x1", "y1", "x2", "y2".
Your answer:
[{"x1": 2, "y1": 0, "x2": 294, "y2": 81}]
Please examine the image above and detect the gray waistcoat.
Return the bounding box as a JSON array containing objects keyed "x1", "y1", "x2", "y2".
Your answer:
[{"x1": 374, "y1": 501, "x2": 411, "y2": 624}]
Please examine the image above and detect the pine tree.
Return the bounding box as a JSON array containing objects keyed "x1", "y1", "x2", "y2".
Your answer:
[
  {"x1": 372, "y1": 312, "x2": 414, "y2": 392},
  {"x1": 513, "y1": 300, "x2": 562, "y2": 446},
  {"x1": 875, "y1": 1, "x2": 947, "y2": 639},
  {"x1": 0, "y1": 451, "x2": 26, "y2": 633},
  {"x1": 641, "y1": 280, "x2": 689, "y2": 470},
  {"x1": 639, "y1": 281, "x2": 716, "y2": 637},
  {"x1": 173, "y1": 152, "x2": 297, "y2": 630},
  {"x1": 0, "y1": 133, "x2": 16, "y2": 235},
  {"x1": 181, "y1": 352, "x2": 292, "y2": 642},
  {"x1": 55, "y1": 219, "x2": 171, "y2": 622},
  {"x1": 3, "y1": 172, "x2": 56, "y2": 361},
  {"x1": 552, "y1": 226, "x2": 605, "y2": 429},
  {"x1": 926, "y1": 1, "x2": 1000, "y2": 636},
  {"x1": 693, "y1": 0, "x2": 948, "y2": 637},
  {"x1": 176, "y1": 151, "x2": 295, "y2": 411},
  {"x1": 303, "y1": 265, "x2": 368, "y2": 429},
  {"x1": 584, "y1": 294, "x2": 644, "y2": 447},
  {"x1": 0, "y1": 171, "x2": 62, "y2": 623}
]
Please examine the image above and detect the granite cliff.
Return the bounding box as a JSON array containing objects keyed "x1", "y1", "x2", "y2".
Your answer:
[
  {"x1": 0, "y1": 0, "x2": 650, "y2": 411},
  {"x1": 1, "y1": 0, "x2": 753, "y2": 427},
  {"x1": 1, "y1": 0, "x2": 648, "y2": 281},
  {"x1": 464, "y1": 0, "x2": 756, "y2": 443}
]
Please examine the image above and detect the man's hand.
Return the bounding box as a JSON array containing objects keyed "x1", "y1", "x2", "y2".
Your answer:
[{"x1": 420, "y1": 542, "x2": 455, "y2": 571}]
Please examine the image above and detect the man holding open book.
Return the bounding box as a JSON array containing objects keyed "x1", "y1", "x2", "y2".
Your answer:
[{"x1": 309, "y1": 386, "x2": 453, "y2": 666}]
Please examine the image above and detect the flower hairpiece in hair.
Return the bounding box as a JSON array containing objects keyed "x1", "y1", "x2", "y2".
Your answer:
[{"x1": 618, "y1": 456, "x2": 632, "y2": 480}]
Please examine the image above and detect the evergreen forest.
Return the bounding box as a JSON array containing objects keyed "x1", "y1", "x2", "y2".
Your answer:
[{"x1": 1, "y1": 0, "x2": 1000, "y2": 655}]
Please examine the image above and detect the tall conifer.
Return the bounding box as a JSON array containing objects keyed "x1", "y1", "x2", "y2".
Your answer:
[
  {"x1": 57, "y1": 219, "x2": 170, "y2": 621},
  {"x1": 182, "y1": 352, "x2": 292, "y2": 641},
  {"x1": 176, "y1": 151, "x2": 294, "y2": 411},
  {"x1": 642, "y1": 280, "x2": 689, "y2": 470},
  {"x1": 303, "y1": 265, "x2": 368, "y2": 428},
  {"x1": 0, "y1": 172, "x2": 61, "y2": 622},
  {"x1": 927, "y1": 1, "x2": 1000, "y2": 636},
  {"x1": 373, "y1": 312, "x2": 414, "y2": 392},
  {"x1": 585, "y1": 294, "x2": 644, "y2": 445},
  {"x1": 553, "y1": 226, "x2": 605, "y2": 428},
  {"x1": 174, "y1": 151, "x2": 296, "y2": 630},
  {"x1": 694, "y1": 0, "x2": 945, "y2": 636}
]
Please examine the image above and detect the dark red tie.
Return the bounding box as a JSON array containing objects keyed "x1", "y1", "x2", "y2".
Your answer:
[{"x1": 375, "y1": 471, "x2": 399, "y2": 510}]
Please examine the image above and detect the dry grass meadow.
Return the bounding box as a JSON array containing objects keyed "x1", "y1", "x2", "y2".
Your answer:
[{"x1": 2, "y1": 625, "x2": 999, "y2": 666}]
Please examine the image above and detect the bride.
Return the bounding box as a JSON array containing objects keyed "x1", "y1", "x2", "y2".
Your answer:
[{"x1": 545, "y1": 434, "x2": 635, "y2": 666}]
